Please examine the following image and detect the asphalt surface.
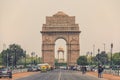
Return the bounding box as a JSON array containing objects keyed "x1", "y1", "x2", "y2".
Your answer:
[{"x1": 17, "y1": 69, "x2": 105, "y2": 80}]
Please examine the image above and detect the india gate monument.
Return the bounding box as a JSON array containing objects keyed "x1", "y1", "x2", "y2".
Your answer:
[{"x1": 41, "y1": 11, "x2": 81, "y2": 67}]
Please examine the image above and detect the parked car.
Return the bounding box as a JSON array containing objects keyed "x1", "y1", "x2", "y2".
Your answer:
[
  {"x1": 0, "y1": 67, "x2": 12, "y2": 78},
  {"x1": 59, "y1": 66, "x2": 67, "y2": 70},
  {"x1": 27, "y1": 66, "x2": 38, "y2": 72},
  {"x1": 27, "y1": 67, "x2": 33, "y2": 72}
]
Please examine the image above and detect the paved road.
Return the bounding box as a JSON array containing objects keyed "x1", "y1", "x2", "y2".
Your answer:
[{"x1": 17, "y1": 69, "x2": 105, "y2": 80}]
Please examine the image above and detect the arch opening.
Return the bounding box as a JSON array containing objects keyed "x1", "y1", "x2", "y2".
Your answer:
[{"x1": 55, "y1": 39, "x2": 67, "y2": 67}]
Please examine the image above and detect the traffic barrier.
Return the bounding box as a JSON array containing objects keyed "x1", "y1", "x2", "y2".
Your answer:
[{"x1": 104, "y1": 69, "x2": 120, "y2": 76}]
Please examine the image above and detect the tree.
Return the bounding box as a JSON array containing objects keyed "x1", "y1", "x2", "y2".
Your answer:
[
  {"x1": 95, "y1": 51, "x2": 108, "y2": 65},
  {"x1": 1, "y1": 44, "x2": 26, "y2": 67},
  {"x1": 77, "y1": 56, "x2": 88, "y2": 65},
  {"x1": 8, "y1": 55, "x2": 13, "y2": 66},
  {"x1": 91, "y1": 56, "x2": 98, "y2": 65},
  {"x1": 1, "y1": 49, "x2": 9, "y2": 66},
  {"x1": 9, "y1": 44, "x2": 26, "y2": 66},
  {"x1": 0, "y1": 53, "x2": 2, "y2": 65},
  {"x1": 113, "y1": 52, "x2": 120, "y2": 65}
]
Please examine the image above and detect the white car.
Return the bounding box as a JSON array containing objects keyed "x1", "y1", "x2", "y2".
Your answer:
[{"x1": 0, "y1": 68, "x2": 12, "y2": 78}]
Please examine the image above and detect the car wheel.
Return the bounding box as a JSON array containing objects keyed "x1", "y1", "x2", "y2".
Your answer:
[
  {"x1": 9, "y1": 73, "x2": 12, "y2": 78},
  {"x1": 9, "y1": 75, "x2": 12, "y2": 78}
]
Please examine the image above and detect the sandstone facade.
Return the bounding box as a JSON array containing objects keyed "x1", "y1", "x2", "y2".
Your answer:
[{"x1": 41, "y1": 11, "x2": 81, "y2": 67}]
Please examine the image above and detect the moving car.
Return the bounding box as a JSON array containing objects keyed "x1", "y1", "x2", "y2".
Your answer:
[
  {"x1": 0, "y1": 67, "x2": 12, "y2": 78},
  {"x1": 27, "y1": 66, "x2": 38, "y2": 72},
  {"x1": 40, "y1": 65, "x2": 47, "y2": 72},
  {"x1": 37, "y1": 63, "x2": 51, "y2": 71}
]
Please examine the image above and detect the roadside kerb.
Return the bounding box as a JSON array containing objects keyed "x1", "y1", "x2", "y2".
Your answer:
[{"x1": 12, "y1": 69, "x2": 28, "y2": 74}]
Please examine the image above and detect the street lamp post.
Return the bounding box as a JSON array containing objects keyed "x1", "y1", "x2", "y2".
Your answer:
[
  {"x1": 86, "y1": 51, "x2": 89, "y2": 65},
  {"x1": 91, "y1": 52, "x2": 92, "y2": 66},
  {"x1": 14, "y1": 47, "x2": 17, "y2": 68},
  {"x1": 21, "y1": 56, "x2": 23, "y2": 65},
  {"x1": 98, "y1": 49, "x2": 100, "y2": 65},
  {"x1": 6, "y1": 49, "x2": 8, "y2": 68},
  {"x1": 24, "y1": 51, "x2": 26, "y2": 67},
  {"x1": 31, "y1": 52, "x2": 35, "y2": 65},
  {"x1": 31, "y1": 53, "x2": 33, "y2": 64},
  {"x1": 110, "y1": 43, "x2": 113, "y2": 68},
  {"x1": 11, "y1": 56, "x2": 13, "y2": 70},
  {"x1": 1, "y1": 52, "x2": 3, "y2": 66},
  {"x1": 36, "y1": 55, "x2": 38, "y2": 65},
  {"x1": 93, "y1": 44, "x2": 95, "y2": 56},
  {"x1": 103, "y1": 43, "x2": 106, "y2": 52},
  {"x1": 39, "y1": 57, "x2": 40, "y2": 64}
]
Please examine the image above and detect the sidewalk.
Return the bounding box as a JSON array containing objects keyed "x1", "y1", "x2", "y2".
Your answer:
[
  {"x1": 87, "y1": 71, "x2": 120, "y2": 80},
  {"x1": 0, "y1": 71, "x2": 39, "y2": 80}
]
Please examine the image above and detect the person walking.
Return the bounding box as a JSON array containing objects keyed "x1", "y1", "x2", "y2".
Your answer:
[
  {"x1": 81, "y1": 66, "x2": 87, "y2": 74},
  {"x1": 98, "y1": 65, "x2": 104, "y2": 78}
]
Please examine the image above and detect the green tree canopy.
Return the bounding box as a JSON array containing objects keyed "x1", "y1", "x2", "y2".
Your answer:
[
  {"x1": 77, "y1": 56, "x2": 88, "y2": 65},
  {"x1": 95, "y1": 51, "x2": 108, "y2": 65},
  {"x1": 1, "y1": 44, "x2": 26, "y2": 66},
  {"x1": 113, "y1": 52, "x2": 120, "y2": 65}
]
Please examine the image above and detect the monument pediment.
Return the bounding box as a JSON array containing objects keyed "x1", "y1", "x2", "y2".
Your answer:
[
  {"x1": 53, "y1": 11, "x2": 69, "y2": 17},
  {"x1": 41, "y1": 11, "x2": 81, "y2": 32}
]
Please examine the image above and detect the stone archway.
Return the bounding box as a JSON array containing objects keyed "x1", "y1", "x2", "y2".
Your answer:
[
  {"x1": 57, "y1": 47, "x2": 64, "y2": 63},
  {"x1": 41, "y1": 11, "x2": 81, "y2": 67}
]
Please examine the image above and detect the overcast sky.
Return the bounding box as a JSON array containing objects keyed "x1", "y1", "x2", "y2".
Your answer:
[{"x1": 0, "y1": 0, "x2": 120, "y2": 57}]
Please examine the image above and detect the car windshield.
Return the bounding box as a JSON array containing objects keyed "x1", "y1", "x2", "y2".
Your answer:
[
  {"x1": 33, "y1": 66, "x2": 37, "y2": 68},
  {"x1": 0, "y1": 68, "x2": 8, "y2": 71}
]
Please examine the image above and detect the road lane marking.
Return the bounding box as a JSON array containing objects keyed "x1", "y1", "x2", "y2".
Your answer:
[{"x1": 58, "y1": 70, "x2": 61, "y2": 80}]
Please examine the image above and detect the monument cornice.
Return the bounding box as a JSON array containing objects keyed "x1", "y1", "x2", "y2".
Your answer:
[{"x1": 40, "y1": 31, "x2": 81, "y2": 33}]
